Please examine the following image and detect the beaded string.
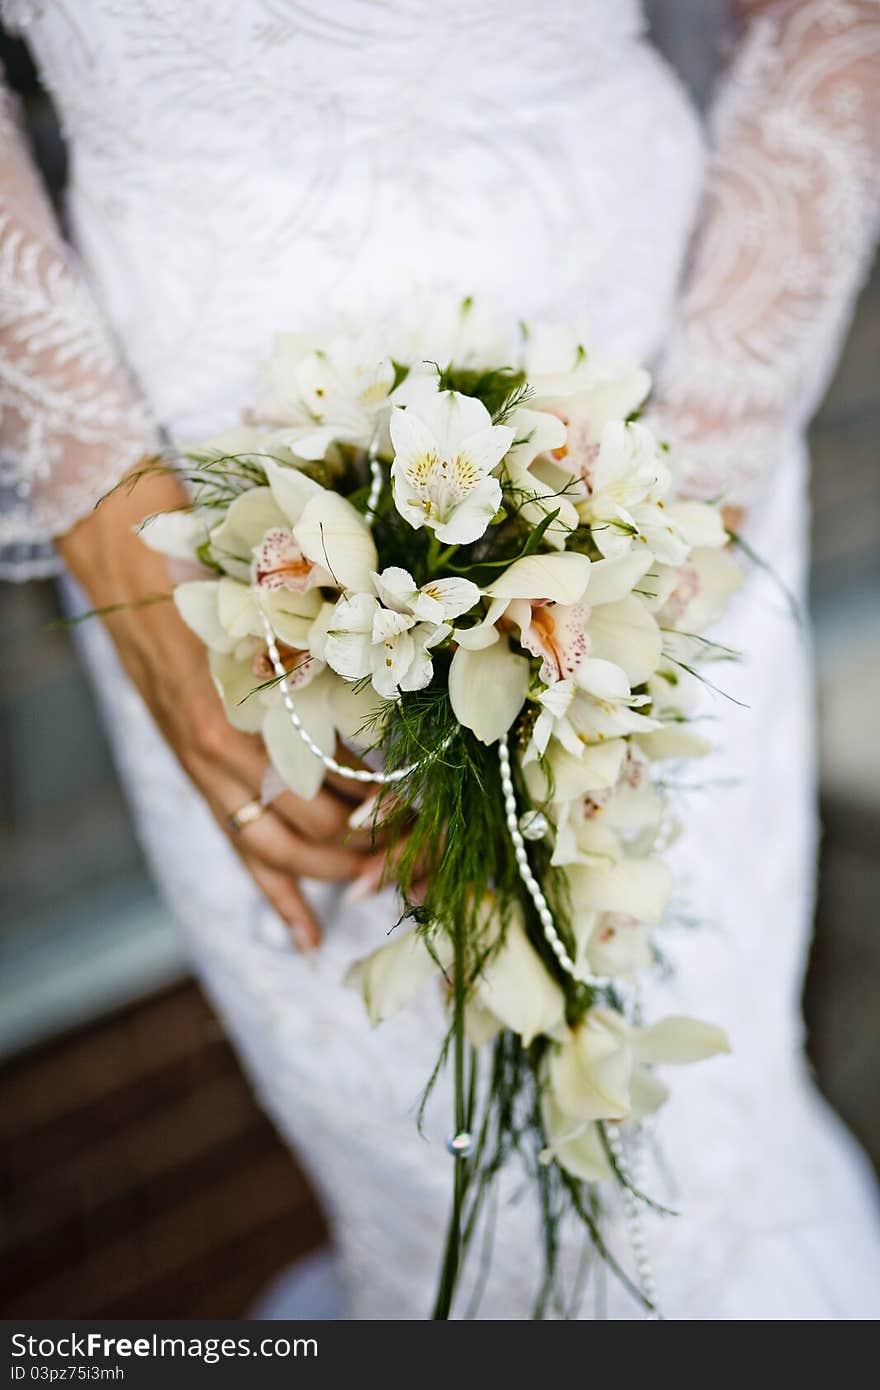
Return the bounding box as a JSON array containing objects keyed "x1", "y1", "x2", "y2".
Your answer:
[
  {"x1": 364, "y1": 432, "x2": 384, "y2": 523},
  {"x1": 498, "y1": 731, "x2": 663, "y2": 1318},
  {"x1": 259, "y1": 609, "x2": 436, "y2": 784},
  {"x1": 497, "y1": 734, "x2": 612, "y2": 990}
]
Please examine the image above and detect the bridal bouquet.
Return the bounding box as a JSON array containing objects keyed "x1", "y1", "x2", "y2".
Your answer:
[{"x1": 140, "y1": 300, "x2": 739, "y2": 1317}]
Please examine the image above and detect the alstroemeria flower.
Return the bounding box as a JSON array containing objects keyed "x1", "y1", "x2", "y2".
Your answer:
[
  {"x1": 540, "y1": 1007, "x2": 729, "y2": 1183},
  {"x1": 371, "y1": 566, "x2": 480, "y2": 624},
  {"x1": 390, "y1": 390, "x2": 514, "y2": 544},
  {"x1": 323, "y1": 591, "x2": 449, "y2": 701},
  {"x1": 255, "y1": 329, "x2": 396, "y2": 459},
  {"x1": 578, "y1": 421, "x2": 727, "y2": 566}
]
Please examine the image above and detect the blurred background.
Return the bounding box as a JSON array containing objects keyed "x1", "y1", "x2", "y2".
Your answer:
[{"x1": 1, "y1": 3, "x2": 878, "y2": 1317}]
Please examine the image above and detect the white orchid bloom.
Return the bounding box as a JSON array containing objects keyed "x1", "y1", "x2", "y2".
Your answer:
[
  {"x1": 567, "y1": 844, "x2": 672, "y2": 924},
  {"x1": 255, "y1": 329, "x2": 396, "y2": 459},
  {"x1": 390, "y1": 390, "x2": 513, "y2": 544},
  {"x1": 463, "y1": 547, "x2": 660, "y2": 703},
  {"x1": 575, "y1": 911, "x2": 653, "y2": 981},
  {"x1": 371, "y1": 566, "x2": 480, "y2": 624},
  {"x1": 525, "y1": 665, "x2": 659, "y2": 765},
  {"x1": 347, "y1": 898, "x2": 566, "y2": 1048},
  {"x1": 524, "y1": 737, "x2": 627, "y2": 806},
  {"x1": 172, "y1": 577, "x2": 378, "y2": 798},
  {"x1": 202, "y1": 464, "x2": 377, "y2": 596},
  {"x1": 138, "y1": 508, "x2": 213, "y2": 563},
  {"x1": 465, "y1": 901, "x2": 567, "y2": 1047},
  {"x1": 346, "y1": 927, "x2": 454, "y2": 1027},
  {"x1": 541, "y1": 1006, "x2": 729, "y2": 1182},
  {"x1": 323, "y1": 591, "x2": 449, "y2": 701},
  {"x1": 546, "y1": 745, "x2": 665, "y2": 872},
  {"x1": 657, "y1": 545, "x2": 743, "y2": 636}
]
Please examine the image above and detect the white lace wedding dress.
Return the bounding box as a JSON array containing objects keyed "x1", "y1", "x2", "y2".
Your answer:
[{"x1": 3, "y1": 0, "x2": 880, "y2": 1319}]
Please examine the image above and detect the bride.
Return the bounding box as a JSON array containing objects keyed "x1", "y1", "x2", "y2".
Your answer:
[{"x1": 2, "y1": 0, "x2": 879, "y2": 1319}]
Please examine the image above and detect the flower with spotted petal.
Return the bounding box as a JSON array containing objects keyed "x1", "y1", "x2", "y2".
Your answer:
[{"x1": 389, "y1": 390, "x2": 513, "y2": 544}]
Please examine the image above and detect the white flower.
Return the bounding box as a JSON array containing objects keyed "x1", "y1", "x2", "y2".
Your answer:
[
  {"x1": 371, "y1": 566, "x2": 480, "y2": 624},
  {"x1": 454, "y1": 552, "x2": 592, "y2": 653},
  {"x1": 394, "y1": 293, "x2": 510, "y2": 370},
  {"x1": 448, "y1": 639, "x2": 530, "y2": 745},
  {"x1": 500, "y1": 407, "x2": 579, "y2": 549},
  {"x1": 173, "y1": 577, "x2": 379, "y2": 799},
  {"x1": 579, "y1": 421, "x2": 727, "y2": 567},
  {"x1": 323, "y1": 591, "x2": 449, "y2": 701},
  {"x1": 346, "y1": 897, "x2": 566, "y2": 1047},
  {"x1": 541, "y1": 1007, "x2": 729, "y2": 1182},
  {"x1": 201, "y1": 462, "x2": 378, "y2": 594},
  {"x1": 255, "y1": 329, "x2": 396, "y2": 459},
  {"x1": 390, "y1": 390, "x2": 513, "y2": 544}
]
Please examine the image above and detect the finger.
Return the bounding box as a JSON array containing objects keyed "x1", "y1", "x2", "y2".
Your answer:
[
  {"x1": 237, "y1": 809, "x2": 371, "y2": 880},
  {"x1": 196, "y1": 756, "x2": 372, "y2": 881},
  {"x1": 271, "y1": 786, "x2": 382, "y2": 852},
  {"x1": 208, "y1": 732, "x2": 384, "y2": 848},
  {"x1": 246, "y1": 859, "x2": 321, "y2": 951}
]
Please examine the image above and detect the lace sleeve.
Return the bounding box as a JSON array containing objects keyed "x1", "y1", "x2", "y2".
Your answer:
[
  {"x1": 0, "y1": 83, "x2": 155, "y2": 580},
  {"x1": 652, "y1": 0, "x2": 880, "y2": 506}
]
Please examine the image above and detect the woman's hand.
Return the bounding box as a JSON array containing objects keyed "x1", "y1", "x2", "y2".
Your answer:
[{"x1": 57, "y1": 465, "x2": 382, "y2": 950}]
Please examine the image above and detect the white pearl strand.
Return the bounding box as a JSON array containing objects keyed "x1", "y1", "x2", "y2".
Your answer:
[
  {"x1": 604, "y1": 1123, "x2": 661, "y2": 1319},
  {"x1": 497, "y1": 734, "x2": 612, "y2": 990},
  {"x1": 364, "y1": 433, "x2": 384, "y2": 524},
  {"x1": 497, "y1": 732, "x2": 662, "y2": 1319},
  {"x1": 259, "y1": 609, "x2": 429, "y2": 784}
]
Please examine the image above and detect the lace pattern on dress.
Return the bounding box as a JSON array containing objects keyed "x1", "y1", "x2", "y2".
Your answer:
[
  {"x1": 0, "y1": 88, "x2": 154, "y2": 580},
  {"x1": 651, "y1": 0, "x2": 880, "y2": 507}
]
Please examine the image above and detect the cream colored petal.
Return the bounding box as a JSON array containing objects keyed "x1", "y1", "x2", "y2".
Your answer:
[
  {"x1": 263, "y1": 457, "x2": 323, "y2": 525},
  {"x1": 635, "y1": 727, "x2": 712, "y2": 760},
  {"x1": 475, "y1": 913, "x2": 566, "y2": 1046},
  {"x1": 628, "y1": 1066, "x2": 670, "y2": 1120},
  {"x1": 540, "y1": 1096, "x2": 613, "y2": 1183},
  {"x1": 522, "y1": 738, "x2": 627, "y2": 804},
  {"x1": 263, "y1": 587, "x2": 324, "y2": 648},
  {"x1": 464, "y1": 997, "x2": 504, "y2": 1049},
  {"x1": 293, "y1": 492, "x2": 378, "y2": 593},
  {"x1": 173, "y1": 580, "x2": 233, "y2": 652},
  {"x1": 448, "y1": 641, "x2": 529, "y2": 745},
  {"x1": 586, "y1": 595, "x2": 662, "y2": 686},
  {"x1": 630, "y1": 1016, "x2": 731, "y2": 1066},
  {"x1": 210, "y1": 487, "x2": 288, "y2": 581},
  {"x1": 664, "y1": 501, "x2": 727, "y2": 550},
  {"x1": 485, "y1": 552, "x2": 590, "y2": 605},
  {"x1": 261, "y1": 675, "x2": 335, "y2": 798},
  {"x1": 138, "y1": 509, "x2": 211, "y2": 561},
  {"x1": 586, "y1": 550, "x2": 655, "y2": 607},
  {"x1": 330, "y1": 678, "x2": 385, "y2": 752},
  {"x1": 567, "y1": 856, "x2": 672, "y2": 924},
  {"x1": 208, "y1": 649, "x2": 265, "y2": 733},
  {"x1": 346, "y1": 928, "x2": 447, "y2": 1026},
  {"x1": 548, "y1": 1011, "x2": 632, "y2": 1122},
  {"x1": 217, "y1": 576, "x2": 262, "y2": 640}
]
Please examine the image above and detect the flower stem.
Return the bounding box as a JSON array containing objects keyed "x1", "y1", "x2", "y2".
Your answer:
[{"x1": 431, "y1": 915, "x2": 468, "y2": 1319}]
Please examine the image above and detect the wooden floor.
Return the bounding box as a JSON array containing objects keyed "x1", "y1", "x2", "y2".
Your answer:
[{"x1": 0, "y1": 982, "x2": 327, "y2": 1318}]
